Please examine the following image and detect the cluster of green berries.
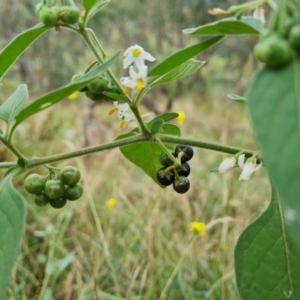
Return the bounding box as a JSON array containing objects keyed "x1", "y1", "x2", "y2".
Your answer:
[
  {"x1": 24, "y1": 166, "x2": 83, "y2": 209},
  {"x1": 156, "y1": 145, "x2": 194, "y2": 194},
  {"x1": 254, "y1": 11, "x2": 300, "y2": 68},
  {"x1": 35, "y1": 0, "x2": 80, "y2": 27},
  {"x1": 71, "y1": 73, "x2": 121, "y2": 102}
]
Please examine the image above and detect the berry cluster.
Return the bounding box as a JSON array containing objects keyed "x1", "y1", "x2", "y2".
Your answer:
[
  {"x1": 254, "y1": 12, "x2": 300, "y2": 68},
  {"x1": 35, "y1": 0, "x2": 80, "y2": 27},
  {"x1": 71, "y1": 74, "x2": 121, "y2": 102},
  {"x1": 156, "y1": 145, "x2": 194, "y2": 194},
  {"x1": 24, "y1": 166, "x2": 83, "y2": 209}
]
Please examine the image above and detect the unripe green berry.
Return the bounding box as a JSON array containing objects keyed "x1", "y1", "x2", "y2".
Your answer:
[
  {"x1": 60, "y1": 6, "x2": 80, "y2": 24},
  {"x1": 44, "y1": 180, "x2": 65, "y2": 199},
  {"x1": 25, "y1": 174, "x2": 44, "y2": 194},
  {"x1": 34, "y1": 193, "x2": 50, "y2": 207},
  {"x1": 59, "y1": 166, "x2": 81, "y2": 186},
  {"x1": 289, "y1": 24, "x2": 300, "y2": 53},
  {"x1": 39, "y1": 6, "x2": 61, "y2": 26},
  {"x1": 50, "y1": 197, "x2": 67, "y2": 209},
  {"x1": 64, "y1": 184, "x2": 83, "y2": 201},
  {"x1": 88, "y1": 78, "x2": 109, "y2": 94}
]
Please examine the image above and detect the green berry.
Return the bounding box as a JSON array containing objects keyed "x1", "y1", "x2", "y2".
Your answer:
[
  {"x1": 289, "y1": 24, "x2": 300, "y2": 53},
  {"x1": 64, "y1": 184, "x2": 83, "y2": 201},
  {"x1": 60, "y1": 6, "x2": 80, "y2": 25},
  {"x1": 159, "y1": 152, "x2": 175, "y2": 167},
  {"x1": 88, "y1": 78, "x2": 109, "y2": 94},
  {"x1": 254, "y1": 35, "x2": 292, "y2": 68},
  {"x1": 34, "y1": 193, "x2": 50, "y2": 207},
  {"x1": 24, "y1": 174, "x2": 44, "y2": 194},
  {"x1": 50, "y1": 197, "x2": 67, "y2": 209},
  {"x1": 39, "y1": 6, "x2": 61, "y2": 26},
  {"x1": 85, "y1": 90, "x2": 105, "y2": 102},
  {"x1": 59, "y1": 166, "x2": 81, "y2": 186},
  {"x1": 44, "y1": 180, "x2": 65, "y2": 199}
]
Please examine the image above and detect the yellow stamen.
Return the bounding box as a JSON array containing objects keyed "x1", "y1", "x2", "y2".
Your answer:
[
  {"x1": 133, "y1": 47, "x2": 142, "y2": 57},
  {"x1": 68, "y1": 92, "x2": 78, "y2": 100},
  {"x1": 136, "y1": 79, "x2": 143, "y2": 91},
  {"x1": 108, "y1": 107, "x2": 117, "y2": 115},
  {"x1": 119, "y1": 120, "x2": 125, "y2": 128},
  {"x1": 123, "y1": 86, "x2": 130, "y2": 95}
]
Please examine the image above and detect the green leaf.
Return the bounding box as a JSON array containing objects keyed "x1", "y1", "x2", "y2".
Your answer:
[
  {"x1": 148, "y1": 36, "x2": 224, "y2": 78},
  {"x1": 183, "y1": 16, "x2": 263, "y2": 36},
  {"x1": 149, "y1": 60, "x2": 205, "y2": 87},
  {"x1": 102, "y1": 91, "x2": 129, "y2": 103},
  {"x1": 0, "y1": 172, "x2": 26, "y2": 299},
  {"x1": 0, "y1": 84, "x2": 28, "y2": 126},
  {"x1": 227, "y1": 93, "x2": 246, "y2": 104},
  {"x1": 149, "y1": 112, "x2": 179, "y2": 124},
  {"x1": 150, "y1": 119, "x2": 164, "y2": 135},
  {"x1": 15, "y1": 52, "x2": 120, "y2": 124},
  {"x1": 0, "y1": 24, "x2": 50, "y2": 80},
  {"x1": 82, "y1": 0, "x2": 110, "y2": 21},
  {"x1": 235, "y1": 189, "x2": 300, "y2": 299},
  {"x1": 116, "y1": 124, "x2": 180, "y2": 185},
  {"x1": 247, "y1": 58, "x2": 300, "y2": 242}
]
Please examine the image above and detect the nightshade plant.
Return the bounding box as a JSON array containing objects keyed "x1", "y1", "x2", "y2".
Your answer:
[{"x1": 0, "y1": 0, "x2": 299, "y2": 299}]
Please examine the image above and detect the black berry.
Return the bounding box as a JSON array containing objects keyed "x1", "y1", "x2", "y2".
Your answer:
[
  {"x1": 175, "y1": 145, "x2": 194, "y2": 162},
  {"x1": 157, "y1": 168, "x2": 175, "y2": 186},
  {"x1": 173, "y1": 176, "x2": 190, "y2": 194}
]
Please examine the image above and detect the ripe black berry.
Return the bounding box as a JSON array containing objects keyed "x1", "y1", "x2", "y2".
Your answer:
[
  {"x1": 177, "y1": 162, "x2": 191, "y2": 177},
  {"x1": 175, "y1": 145, "x2": 194, "y2": 162},
  {"x1": 157, "y1": 168, "x2": 175, "y2": 186},
  {"x1": 173, "y1": 176, "x2": 190, "y2": 194}
]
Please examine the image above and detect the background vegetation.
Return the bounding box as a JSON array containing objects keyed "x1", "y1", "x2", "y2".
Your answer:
[{"x1": 0, "y1": 0, "x2": 270, "y2": 299}]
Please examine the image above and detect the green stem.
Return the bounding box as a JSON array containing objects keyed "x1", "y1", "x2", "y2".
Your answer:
[
  {"x1": 0, "y1": 162, "x2": 18, "y2": 168},
  {"x1": 130, "y1": 105, "x2": 151, "y2": 135},
  {"x1": 26, "y1": 134, "x2": 149, "y2": 169},
  {"x1": 158, "y1": 134, "x2": 255, "y2": 157},
  {"x1": 0, "y1": 135, "x2": 27, "y2": 159},
  {"x1": 154, "y1": 136, "x2": 178, "y2": 165}
]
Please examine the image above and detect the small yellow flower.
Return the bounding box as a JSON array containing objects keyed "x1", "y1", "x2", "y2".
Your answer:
[
  {"x1": 190, "y1": 222, "x2": 206, "y2": 237},
  {"x1": 176, "y1": 111, "x2": 185, "y2": 126},
  {"x1": 106, "y1": 198, "x2": 116, "y2": 209},
  {"x1": 68, "y1": 92, "x2": 78, "y2": 100}
]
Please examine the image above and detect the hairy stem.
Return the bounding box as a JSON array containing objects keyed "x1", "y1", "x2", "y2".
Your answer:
[{"x1": 158, "y1": 134, "x2": 255, "y2": 156}]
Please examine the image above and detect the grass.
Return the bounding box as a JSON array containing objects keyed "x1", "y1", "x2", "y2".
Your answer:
[{"x1": 3, "y1": 83, "x2": 271, "y2": 299}]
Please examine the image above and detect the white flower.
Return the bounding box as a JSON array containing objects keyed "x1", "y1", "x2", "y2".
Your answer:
[
  {"x1": 120, "y1": 65, "x2": 148, "y2": 92},
  {"x1": 123, "y1": 45, "x2": 156, "y2": 69},
  {"x1": 218, "y1": 157, "x2": 236, "y2": 174},
  {"x1": 108, "y1": 101, "x2": 134, "y2": 128},
  {"x1": 253, "y1": 7, "x2": 265, "y2": 24},
  {"x1": 238, "y1": 154, "x2": 262, "y2": 181}
]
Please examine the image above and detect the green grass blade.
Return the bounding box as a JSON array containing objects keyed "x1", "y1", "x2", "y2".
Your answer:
[{"x1": 0, "y1": 24, "x2": 50, "y2": 80}]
